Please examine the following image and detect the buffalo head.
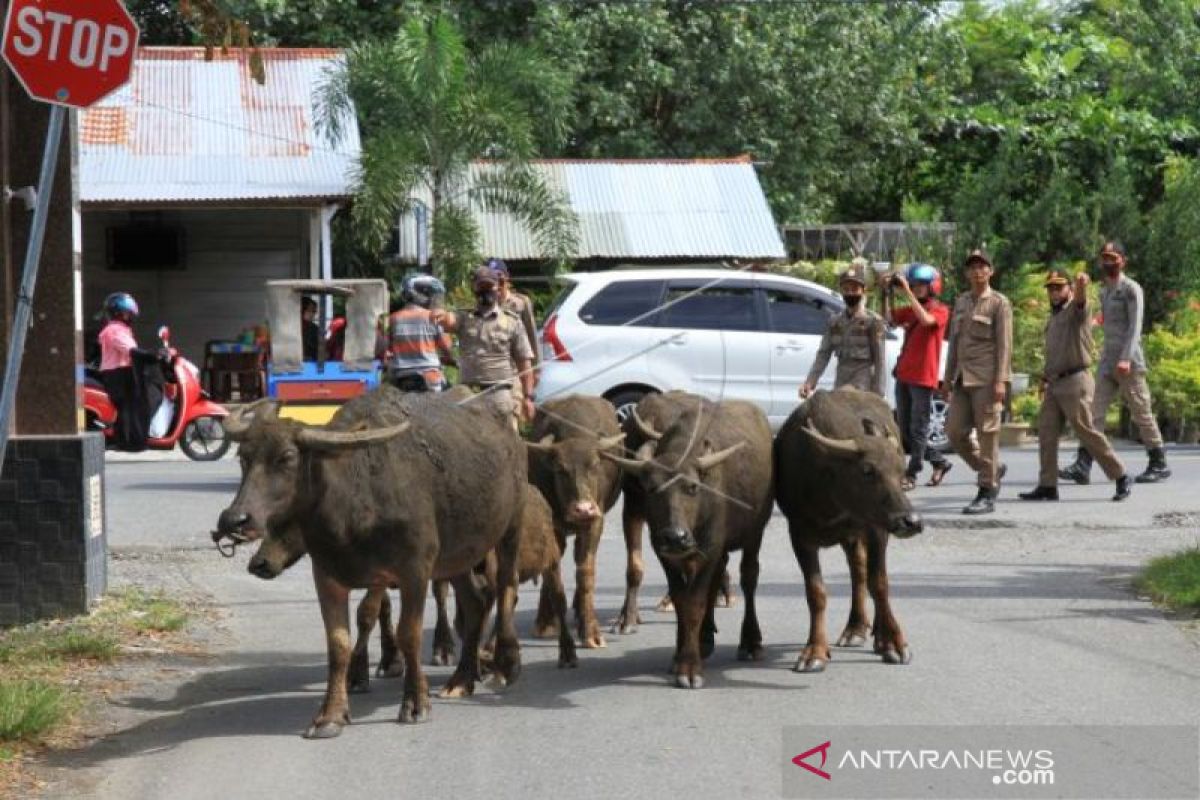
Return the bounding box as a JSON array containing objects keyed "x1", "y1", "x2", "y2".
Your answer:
[
  {"x1": 525, "y1": 432, "x2": 625, "y2": 525},
  {"x1": 799, "y1": 419, "x2": 923, "y2": 538},
  {"x1": 213, "y1": 399, "x2": 411, "y2": 578},
  {"x1": 604, "y1": 435, "x2": 745, "y2": 565}
]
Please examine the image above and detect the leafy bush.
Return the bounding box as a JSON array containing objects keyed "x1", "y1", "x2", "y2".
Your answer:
[{"x1": 1143, "y1": 320, "x2": 1200, "y2": 440}]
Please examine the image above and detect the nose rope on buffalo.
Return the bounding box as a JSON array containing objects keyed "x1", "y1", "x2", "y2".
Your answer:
[{"x1": 454, "y1": 263, "x2": 746, "y2": 510}]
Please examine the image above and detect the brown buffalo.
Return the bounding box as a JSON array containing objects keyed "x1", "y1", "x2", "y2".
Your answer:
[
  {"x1": 525, "y1": 395, "x2": 625, "y2": 647},
  {"x1": 213, "y1": 387, "x2": 526, "y2": 738},
  {"x1": 607, "y1": 398, "x2": 774, "y2": 689},
  {"x1": 774, "y1": 387, "x2": 923, "y2": 672}
]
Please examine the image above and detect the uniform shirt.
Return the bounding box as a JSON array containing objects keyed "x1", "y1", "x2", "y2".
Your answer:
[
  {"x1": 1042, "y1": 298, "x2": 1092, "y2": 379},
  {"x1": 943, "y1": 287, "x2": 1013, "y2": 387},
  {"x1": 502, "y1": 291, "x2": 540, "y2": 368},
  {"x1": 456, "y1": 306, "x2": 533, "y2": 385},
  {"x1": 892, "y1": 300, "x2": 949, "y2": 389},
  {"x1": 806, "y1": 305, "x2": 886, "y2": 395},
  {"x1": 1098, "y1": 274, "x2": 1147, "y2": 375},
  {"x1": 386, "y1": 306, "x2": 453, "y2": 385},
  {"x1": 98, "y1": 320, "x2": 137, "y2": 370}
]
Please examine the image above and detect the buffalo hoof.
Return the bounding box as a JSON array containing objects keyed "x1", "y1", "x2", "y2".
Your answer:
[
  {"x1": 835, "y1": 628, "x2": 870, "y2": 648},
  {"x1": 655, "y1": 594, "x2": 674, "y2": 612},
  {"x1": 715, "y1": 593, "x2": 736, "y2": 609},
  {"x1": 531, "y1": 621, "x2": 560, "y2": 639},
  {"x1": 398, "y1": 697, "x2": 431, "y2": 724},
  {"x1": 608, "y1": 610, "x2": 640, "y2": 635},
  {"x1": 736, "y1": 643, "x2": 765, "y2": 662},
  {"x1": 348, "y1": 677, "x2": 370, "y2": 694},
  {"x1": 438, "y1": 681, "x2": 474, "y2": 699},
  {"x1": 579, "y1": 629, "x2": 607, "y2": 649},
  {"x1": 558, "y1": 650, "x2": 579, "y2": 669},
  {"x1": 880, "y1": 646, "x2": 912, "y2": 665},
  {"x1": 793, "y1": 649, "x2": 829, "y2": 673},
  {"x1": 486, "y1": 674, "x2": 509, "y2": 692},
  {"x1": 376, "y1": 658, "x2": 405, "y2": 679},
  {"x1": 303, "y1": 721, "x2": 346, "y2": 739},
  {"x1": 430, "y1": 645, "x2": 456, "y2": 667},
  {"x1": 674, "y1": 672, "x2": 705, "y2": 690}
]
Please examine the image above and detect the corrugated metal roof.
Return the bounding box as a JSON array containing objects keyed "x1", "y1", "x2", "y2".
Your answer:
[
  {"x1": 397, "y1": 159, "x2": 785, "y2": 261},
  {"x1": 80, "y1": 48, "x2": 359, "y2": 204}
]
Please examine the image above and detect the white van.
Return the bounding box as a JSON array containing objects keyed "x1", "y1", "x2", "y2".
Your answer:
[{"x1": 534, "y1": 268, "x2": 947, "y2": 444}]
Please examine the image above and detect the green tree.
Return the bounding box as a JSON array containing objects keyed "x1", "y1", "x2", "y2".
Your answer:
[{"x1": 314, "y1": 14, "x2": 578, "y2": 286}]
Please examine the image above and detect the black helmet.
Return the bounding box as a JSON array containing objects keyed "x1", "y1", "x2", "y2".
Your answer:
[
  {"x1": 102, "y1": 292, "x2": 139, "y2": 320},
  {"x1": 401, "y1": 274, "x2": 446, "y2": 309}
]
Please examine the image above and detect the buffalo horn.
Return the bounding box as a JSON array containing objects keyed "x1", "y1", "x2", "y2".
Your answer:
[
  {"x1": 222, "y1": 398, "x2": 281, "y2": 439},
  {"x1": 524, "y1": 433, "x2": 558, "y2": 454},
  {"x1": 800, "y1": 421, "x2": 862, "y2": 457},
  {"x1": 296, "y1": 421, "x2": 411, "y2": 451},
  {"x1": 695, "y1": 441, "x2": 746, "y2": 471},
  {"x1": 630, "y1": 407, "x2": 662, "y2": 440},
  {"x1": 600, "y1": 440, "x2": 655, "y2": 474},
  {"x1": 596, "y1": 433, "x2": 626, "y2": 451}
]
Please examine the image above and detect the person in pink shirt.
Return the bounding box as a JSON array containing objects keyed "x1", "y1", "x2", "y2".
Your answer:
[{"x1": 97, "y1": 292, "x2": 156, "y2": 450}]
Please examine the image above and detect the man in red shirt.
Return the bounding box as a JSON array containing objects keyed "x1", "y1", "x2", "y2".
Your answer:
[{"x1": 884, "y1": 264, "x2": 952, "y2": 490}]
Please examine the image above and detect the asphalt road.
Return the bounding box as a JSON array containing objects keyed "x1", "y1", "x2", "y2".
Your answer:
[{"x1": 42, "y1": 443, "x2": 1200, "y2": 799}]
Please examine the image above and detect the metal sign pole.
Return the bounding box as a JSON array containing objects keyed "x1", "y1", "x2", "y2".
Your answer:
[{"x1": 0, "y1": 104, "x2": 66, "y2": 464}]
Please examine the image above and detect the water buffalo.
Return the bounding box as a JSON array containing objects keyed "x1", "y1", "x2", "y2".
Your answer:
[
  {"x1": 214, "y1": 387, "x2": 526, "y2": 738},
  {"x1": 606, "y1": 398, "x2": 774, "y2": 689},
  {"x1": 621, "y1": 392, "x2": 736, "y2": 616},
  {"x1": 774, "y1": 387, "x2": 923, "y2": 673},
  {"x1": 525, "y1": 395, "x2": 625, "y2": 647}
]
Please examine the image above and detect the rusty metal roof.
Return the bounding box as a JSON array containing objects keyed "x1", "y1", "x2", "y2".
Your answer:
[
  {"x1": 396, "y1": 158, "x2": 786, "y2": 261},
  {"x1": 80, "y1": 48, "x2": 358, "y2": 205}
]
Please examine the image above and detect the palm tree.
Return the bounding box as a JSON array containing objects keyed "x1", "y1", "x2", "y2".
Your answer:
[{"x1": 315, "y1": 14, "x2": 579, "y2": 286}]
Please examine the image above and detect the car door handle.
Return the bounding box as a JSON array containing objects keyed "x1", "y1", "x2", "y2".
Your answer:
[
  {"x1": 667, "y1": 333, "x2": 688, "y2": 346},
  {"x1": 775, "y1": 342, "x2": 804, "y2": 352}
]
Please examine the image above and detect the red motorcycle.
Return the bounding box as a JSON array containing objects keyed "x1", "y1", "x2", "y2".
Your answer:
[{"x1": 84, "y1": 326, "x2": 232, "y2": 461}]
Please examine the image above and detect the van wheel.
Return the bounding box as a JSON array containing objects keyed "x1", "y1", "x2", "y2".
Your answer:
[
  {"x1": 180, "y1": 417, "x2": 231, "y2": 461},
  {"x1": 607, "y1": 389, "x2": 654, "y2": 425}
]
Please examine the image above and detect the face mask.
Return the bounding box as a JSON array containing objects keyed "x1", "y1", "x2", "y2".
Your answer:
[
  {"x1": 1102, "y1": 263, "x2": 1121, "y2": 277},
  {"x1": 842, "y1": 294, "x2": 863, "y2": 307},
  {"x1": 475, "y1": 289, "x2": 497, "y2": 307}
]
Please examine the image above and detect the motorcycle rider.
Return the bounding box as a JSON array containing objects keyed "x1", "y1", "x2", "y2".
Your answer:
[
  {"x1": 384, "y1": 273, "x2": 456, "y2": 391},
  {"x1": 97, "y1": 292, "x2": 166, "y2": 451}
]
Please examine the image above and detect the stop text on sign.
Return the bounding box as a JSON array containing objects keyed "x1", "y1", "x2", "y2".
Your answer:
[{"x1": 10, "y1": 7, "x2": 132, "y2": 73}]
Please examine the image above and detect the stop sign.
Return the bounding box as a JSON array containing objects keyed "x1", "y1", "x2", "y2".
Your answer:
[{"x1": 2, "y1": 0, "x2": 139, "y2": 108}]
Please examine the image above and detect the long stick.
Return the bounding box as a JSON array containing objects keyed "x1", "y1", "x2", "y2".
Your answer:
[{"x1": 0, "y1": 105, "x2": 66, "y2": 464}]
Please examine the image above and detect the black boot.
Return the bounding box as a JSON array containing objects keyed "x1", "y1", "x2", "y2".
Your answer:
[
  {"x1": 1113, "y1": 474, "x2": 1132, "y2": 502},
  {"x1": 1019, "y1": 486, "x2": 1059, "y2": 501},
  {"x1": 1134, "y1": 447, "x2": 1171, "y2": 484},
  {"x1": 1058, "y1": 446, "x2": 1093, "y2": 485},
  {"x1": 962, "y1": 486, "x2": 996, "y2": 515}
]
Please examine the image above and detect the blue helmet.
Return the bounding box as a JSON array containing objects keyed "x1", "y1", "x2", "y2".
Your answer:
[
  {"x1": 103, "y1": 291, "x2": 139, "y2": 320},
  {"x1": 401, "y1": 274, "x2": 446, "y2": 308},
  {"x1": 904, "y1": 263, "x2": 942, "y2": 295}
]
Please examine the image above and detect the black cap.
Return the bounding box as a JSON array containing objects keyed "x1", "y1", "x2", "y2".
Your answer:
[
  {"x1": 471, "y1": 266, "x2": 498, "y2": 288},
  {"x1": 1043, "y1": 270, "x2": 1070, "y2": 287},
  {"x1": 964, "y1": 248, "x2": 993, "y2": 268}
]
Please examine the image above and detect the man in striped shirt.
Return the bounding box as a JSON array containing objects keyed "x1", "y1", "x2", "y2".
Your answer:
[{"x1": 384, "y1": 274, "x2": 455, "y2": 391}]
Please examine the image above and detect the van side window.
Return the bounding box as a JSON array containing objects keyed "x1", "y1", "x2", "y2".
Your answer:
[
  {"x1": 658, "y1": 286, "x2": 760, "y2": 332},
  {"x1": 578, "y1": 280, "x2": 666, "y2": 326},
  {"x1": 765, "y1": 288, "x2": 833, "y2": 335}
]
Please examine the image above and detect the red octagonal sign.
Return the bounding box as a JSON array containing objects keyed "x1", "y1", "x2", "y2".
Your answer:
[{"x1": 2, "y1": 0, "x2": 139, "y2": 108}]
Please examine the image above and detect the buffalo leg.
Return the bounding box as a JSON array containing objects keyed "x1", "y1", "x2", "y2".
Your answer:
[
  {"x1": 430, "y1": 579, "x2": 456, "y2": 666},
  {"x1": 306, "y1": 563, "x2": 352, "y2": 739},
  {"x1": 700, "y1": 554, "x2": 728, "y2": 660},
  {"x1": 545, "y1": 562, "x2": 577, "y2": 668},
  {"x1": 574, "y1": 522, "x2": 606, "y2": 648},
  {"x1": 737, "y1": 544, "x2": 765, "y2": 661},
  {"x1": 441, "y1": 571, "x2": 488, "y2": 698},
  {"x1": 715, "y1": 568, "x2": 737, "y2": 608},
  {"x1": 670, "y1": 563, "x2": 717, "y2": 689},
  {"x1": 533, "y1": 528, "x2": 568, "y2": 638},
  {"x1": 791, "y1": 538, "x2": 830, "y2": 673},
  {"x1": 611, "y1": 499, "x2": 645, "y2": 634},
  {"x1": 835, "y1": 539, "x2": 872, "y2": 648},
  {"x1": 490, "y1": 520, "x2": 523, "y2": 686},
  {"x1": 375, "y1": 588, "x2": 403, "y2": 678},
  {"x1": 349, "y1": 587, "x2": 385, "y2": 693},
  {"x1": 396, "y1": 573, "x2": 432, "y2": 723},
  {"x1": 866, "y1": 532, "x2": 911, "y2": 665}
]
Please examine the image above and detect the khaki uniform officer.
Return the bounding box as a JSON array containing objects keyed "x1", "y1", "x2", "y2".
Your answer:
[
  {"x1": 1060, "y1": 240, "x2": 1170, "y2": 485},
  {"x1": 433, "y1": 266, "x2": 534, "y2": 432},
  {"x1": 941, "y1": 248, "x2": 1013, "y2": 515},
  {"x1": 1019, "y1": 271, "x2": 1131, "y2": 502},
  {"x1": 801, "y1": 259, "x2": 886, "y2": 398},
  {"x1": 489, "y1": 258, "x2": 541, "y2": 415}
]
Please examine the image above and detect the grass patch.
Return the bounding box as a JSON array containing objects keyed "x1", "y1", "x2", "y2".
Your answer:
[
  {"x1": 0, "y1": 681, "x2": 70, "y2": 743},
  {"x1": 1136, "y1": 547, "x2": 1200, "y2": 611}
]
